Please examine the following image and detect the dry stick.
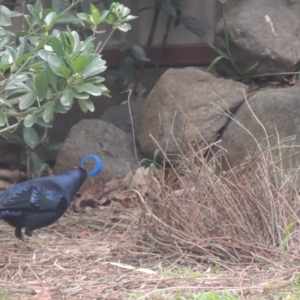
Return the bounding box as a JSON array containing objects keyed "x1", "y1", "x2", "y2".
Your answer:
[
  {"x1": 211, "y1": 99, "x2": 276, "y2": 241},
  {"x1": 242, "y1": 89, "x2": 280, "y2": 245},
  {"x1": 126, "y1": 89, "x2": 139, "y2": 163}
]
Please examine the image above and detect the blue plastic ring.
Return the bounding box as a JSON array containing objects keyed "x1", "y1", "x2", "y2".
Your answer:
[{"x1": 80, "y1": 154, "x2": 103, "y2": 177}]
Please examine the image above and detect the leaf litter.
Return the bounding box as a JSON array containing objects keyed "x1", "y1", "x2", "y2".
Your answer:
[{"x1": 0, "y1": 163, "x2": 299, "y2": 299}]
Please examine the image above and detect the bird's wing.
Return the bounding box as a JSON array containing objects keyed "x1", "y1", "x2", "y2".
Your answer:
[{"x1": 0, "y1": 183, "x2": 63, "y2": 211}]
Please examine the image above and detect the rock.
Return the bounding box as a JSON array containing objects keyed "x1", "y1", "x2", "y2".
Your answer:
[
  {"x1": 99, "y1": 99, "x2": 145, "y2": 159},
  {"x1": 221, "y1": 86, "x2": 300, "y2": 171},
  {"x1": 214, "y1": 0, "x2": 300, "y2": 77},
  {"x1": 135, "y1": 67, "x2": 246, "y2": 160},
  {"x1": 100, "y1": 99, "x2": 146, "y2": 135},
  {"x1": 54, "y1": 120, "x2": 139, "y2": 183}
]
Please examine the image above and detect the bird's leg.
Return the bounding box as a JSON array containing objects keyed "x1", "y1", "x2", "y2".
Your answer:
[
  {"x1": 25, "y1": 227, "x2": 33, "y2": 237},
  {"x1": 15, "y1": 227, "x2": 23, "y2": 240}
]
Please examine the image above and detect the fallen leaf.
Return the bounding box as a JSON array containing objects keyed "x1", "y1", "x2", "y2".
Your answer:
[
  {"x1": 126, "y1": 166, "x2": 161, "y2": 196},
  {"x1": 30, "y1": 289, "x2": 52, "y2": 300},
  {"x1": 71, "y1": 227, "x2": 91, "y2": 238},
  {"x1": 120, "y1": 197, "x2": 131, "y2": 207},
  {"x1": 102, "y1": 176, "x2": 127, "y2": 201},
  {"x1": 72, "y1": 181, "x2": 104, "y2": 211}
]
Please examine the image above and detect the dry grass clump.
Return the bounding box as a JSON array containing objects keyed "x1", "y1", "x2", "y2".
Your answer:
[{"x1": 137, "y1": 140, "x2": 300, "y2": 266}]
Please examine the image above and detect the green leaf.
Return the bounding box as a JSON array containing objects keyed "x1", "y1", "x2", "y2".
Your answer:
[
  {"x1": 160, "y1": 0, "x2": 176, "y2": 16},
  {"x1": 51, "y1": 36, "x2": 64, "y2": 57},
  {"x1": 209, "y1": 43, "x2": 231, "y2": 60},
  {"x1": 35, "y1": 35, "x2": 50, "y2": 51},
  {"x1": 79, "y1": 0, "x2": 90, "y2": 13},
  {"x1": 56, "y1": 77, "x2": 67, "y2": 92},
  {"x1": 72, "y1": 55, "x2": 94, "y2": 73},
  {"x1": 81, "y1": 56, "x2": 106, "y2": 78},
  {"x1": 14, "y1": 30, "x2": 28, "y2": 38},
  {"x1": 130, "y1": 45, "x2": 149, "y2": 62},
  {"x1": 0, "y1": 27, "x2": 13, "y2": 48},
  {"x1": 30, "y1": 152, "x2": 47, "y2": 177},
  {"x1": 78, "y1": 98, "x2": 94, "y2": 113},
  {"x1": 72, "y1": 90, "x2": 90, "y2": 99},
  {"x1": 74, "y1": 83, "x2": 103, "y2": 96},
  {"x1": 0, "y1": 8, "x2": 11, "y2": 26},
  {"x1": 47, "y1": 55, "x2": 68, "y2": 78},
  {"x1": 60, "y1": 89, "x2": 73, "y2": 106},
  {"x1": 43, "y1": 102, "x2": 55, "y2": 123},
  {"x1": 52, "y1": 0, "x2": 70, "y2": 12},
  {"x1": 223, "y1": 10, "x2": 230, "y2": 55},
  {"x1": 23, "y1": 127, "x2": 39, "y2": 149},
  {"x1": 205, "y1": 56, "x2": 224, "y2": 72},
  {"x1": 77, "y1": 13, "x2": 93, "y2": 23},
  {"x1": 87, "y1": 76, "x2": 105, "y2": 84},
  {"x1": 0, "y1": 96, "x2": 13, "y2": 108},
  {"x1": 36, "y1": 118, "x2": 53, "y2": 128},
  {"x1": 80, "y1": 39, "x2": 95, "y2": 57},
  {"x1": 179, "y1": 16, "x2": 206, "y2": 37},
  {"x1": 1, "y1": 1, "x2": 17, "y2": 11},
  {"x1": 171, "y1": 0, "x2": 186, "y2": 8},
  {"x1": 245, "y1": 61, "x2": 259, "y2": 73},
  {"x1": 24, "y1": 113, "x2": 37, "y2": 127},
  {"x1": 46, "y1": 65, "x2": 58, "y2": 91},
  {"x1": 24, "y1": 14, "x2": 34, "y2": 30},
  {"x1": 7, "y1": 134, "x2": 23, "y2": 145},
  {"x1": 44, "y1": 11, "x2": 57, "y2": 31},
  {"x1": 27, "y1": 4, "x2": 43, "y2": 28},
  {"x1": 54, "y1": 102, "x2": 69, "y2": 113},
  {"x1": 18, "y1": 91, "x2": 37, "y2": 110},
  {"x1": 117, "y1": 23, "x2": 131, "y2": 32},
  {"x1": 59, "y1": 66, "x2": 71, "y2": 78},
  {"x1": 71, "y1": 30, "x2": 80, "y2": 52},
  {"x1": 38, "y1": 49, "x2": 50, "y2": 61},
  {"x1": 90, "y1": 4, "x2": 100, "y2": 24},
  {"x1": 0, "y1": 5, "x2": 20, "y2": 25},
  {"x1": 15, "y1": 53, "x2": 31, "y2": 65},
  {"x1": 0, "y1": 110, "x2": 6, "y2": 126},
  {"x1": 15, "y1": 43, "x2": 24, "y2": 60},
  {"x1": 121, "y1": 6, "x2": 130, "y2": 17},
  {"x1": 98, "y1": 10, "x2": 109, "y2": 23},
  {"x1": 57, "y1": 13, "x2": 84, "y2": 25},
  {"x1": 5, "y1": 45, "x2": 15, "y2": 61},
  {"x1": 123, "y1": 15, "x2": 137, "y2": 22},
  {"x1": 35, "y1": 0, "x2": 42, "y2": 15},
  {"x1": 35, "y1": 71, "x2": 49, "y2": 98}
]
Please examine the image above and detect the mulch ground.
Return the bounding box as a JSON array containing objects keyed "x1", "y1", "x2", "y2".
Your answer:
[{"x1": 0, "y1": 205, "x2": 299, "y2": 300}]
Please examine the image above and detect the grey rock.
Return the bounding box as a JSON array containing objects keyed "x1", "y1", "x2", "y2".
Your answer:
[
  {"x1": 100, "y1": 99, "x2": 146, "y2": 135},
  {"x1": 54, "y1": 119, "x2": 139, "y2": 183},
  {"x1": 135, "y1": 67, "x2": 247, "y2": 160},
  {"x1": 221, "y1": 86, "x2": 300, "y2": 171},
  {"x1": 214, "y1": 0, "x2": 300, "y2": 77}
]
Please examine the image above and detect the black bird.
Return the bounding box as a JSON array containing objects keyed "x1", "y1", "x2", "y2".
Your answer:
[{"x1": 0, "y1": 154, "x2": 103, "y2": 239}]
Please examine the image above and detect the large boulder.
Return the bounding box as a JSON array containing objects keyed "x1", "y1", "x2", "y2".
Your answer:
[
  {"x1": 135, "y1": 67, "x2": 246, "y2": 160},
  {"x1": 100, "y1": 99, "x2": 146, "y2": 135},
  {"x1": 214, "y1": 0, "x2": 300, "y2": 77},
  {"x1": 221, "y1": 86, "x2": 300, "y2": 170},
  {"x1": 54, "y1": 120, "x2": 139, "y2": 183}
]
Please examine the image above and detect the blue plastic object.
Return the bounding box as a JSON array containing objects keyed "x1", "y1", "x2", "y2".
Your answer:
[{"x1": 80, "y1": 154, "x2": 103, "y2": 177}]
